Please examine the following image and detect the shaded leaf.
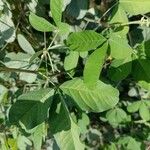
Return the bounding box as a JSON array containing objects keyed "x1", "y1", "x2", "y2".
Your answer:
[
  {"x1": 132, "y1": 59, "x2": 150, "y2": 82},
  {"x1": 29, "y1": 50, "x2": 43, "y2": 64},
  {"x1": 49, "y1": 93, "x2": 85, "y2": 150},
  {"x1": 66, "y1": 0, "x2": 89, "y2": 19},
  {"x1": 9, "y1": 89, "x2": 54, "y2": 129},
  {"x1": 108, "y1": 57, "x2": 132, "y2": 81}
]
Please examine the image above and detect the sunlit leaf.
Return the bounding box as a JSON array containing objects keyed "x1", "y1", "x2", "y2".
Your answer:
[
  {"x1": 83, "y1": 43, "x2": 107, "y2": 88},
  {"x1": 120, "y1": 0, "x2": 150, "y2": 15},
  {"x1": 60, "y1": 78, "x2": 119, "y2": 112},
  {"x1": 29, "y1": 12, "x2": 55, "y2": 32},
  {"x1": 67, "y1": 30, "x2": 106, "y2": 52},
  {"x1": 50, "y1": 0, "x2": 62, "y2": 25},
  {"x1": 17, "y1": 34, "x2": 35, "y2": 55},
  {"x1": 64, "y1": 51, "x2": 79, "y2": 71}
]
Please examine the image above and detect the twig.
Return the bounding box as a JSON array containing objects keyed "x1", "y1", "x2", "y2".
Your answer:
[{"x1": 0, "y1": 67, "x2": 38, "y2": 74}]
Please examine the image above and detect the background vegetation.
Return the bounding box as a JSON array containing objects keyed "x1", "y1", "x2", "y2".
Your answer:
[{"x1": 0, "y1": 0, "x2": 150, "y2": 149}]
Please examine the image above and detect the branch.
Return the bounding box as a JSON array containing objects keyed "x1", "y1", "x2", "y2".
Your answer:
[{"x1": 0, "y1": 67, "x2": 38, "y2": 74}]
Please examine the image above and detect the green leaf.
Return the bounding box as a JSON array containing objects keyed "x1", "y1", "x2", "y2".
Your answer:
[
  {"x1": 29, "y1": 12, "x2": 55, "y2": 32},
  {"x1": 145, "y1": 100, "x2": 150, "y2": 107},
  {"x1": 49, "y1": 94, "x2": 85, "y2": 150},
  {"x1": 127, "y1": 101, "x2": 141, "y2": 113},
  {"x1": 138, "y1": 81, "x2": 150, "y2": 91},
  {"x1": 108, "y1": 57, "x2": 132, "y2": 81},
  {"x1": 55, "y1": 118, "x2": 85, "y2": 150},
  {"x1": 110, "y1": 5, "x2": 129, "y2": 36},
  {"x1": 49, "y1": 95, "x2": 71, "y2": 134},
  {"x1": 17, "y1": 88, "x2": 53, "y2": 103},
  {"x1": 139, "y1": 102, "x2": 150, "y2": 121},
  {"x1": 83, "y1": 43, "x2": 107, "y2": 88},
  {"x1": 9, "y1": 89, "x2": 54, "y2": 129},
  {"x1": 64, "y1": 51, "x2": 79, "y2": 71},
  {"x1": 67, "y1": 30, "x2": 106, "y2": 52},
  {"x1": 63, "y1": 0, "x2": 71, "y2": 11},
  {"x1": 65, "y1": 0, "x2": 89, "y2": 19},
  {"x1": 120, "y1": 0, "x2": 150, "y2": 15},
  {"x1": 50, "y1": 0, "x2": 62, "y2": 25},
  {"x1": 29, "y1": 50, "x2": 43, "y2": 64},
  {"x1": 132, "y1": 59, "x2": 150, "y2": 82},
  {"x1": 57, "y1": 22, "x2": 70, "y2": 35},
  {"x1": 105, "y1": 143, "x2": 117, "y2": 150},
  {"x1": 17, "y1": 135, "x2": 32, "y2": 150},
  {"x1": 32, "y1": 123, "x2": 46, "y2": 150},
  {"x1": 109, "y1": 33, "x2": 132, "y2": 59},
  {"x1": 144, "y1": 39, "x2": 150, "y2": 59},
  {"x1": 0, "y1": 85, "x2": 8, "y2": 103},
  {"x1": 106, "y1": 108, "x2": 128, "y2": 126},
  {"x1": 108, "y1": 36, "x2": 132, "y2": 81},
  {"x1": 7, "y1": 138, "x2": 17, "y2": 150},
  {"x1": 60, "y1": 78, "x2": 119, "y2": 112},
  {"x1": 78, "y1": 113, "x2": 89, "y2": 134},
  {"x1": 4, "y1": 52, "x2": 31, "y2": 68},
  {"x1": 118, "y1": 136, "x2": 141, "y2": 150},
  {"x1": 19, "y1": 64, "x2": 38, "y2": 83},
  {"x1": 17, "y1": 34, "x2": 35, "y2": 55},
  {"x1": 80, "y1": 51, "x2": 88, "y2": 58}
]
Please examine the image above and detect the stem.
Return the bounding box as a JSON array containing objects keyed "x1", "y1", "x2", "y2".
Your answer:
[
  {"x1": 49, "y1": 31, "x2": 59, "y2": 48},
  {"x1": 45, "y1": 31, "x2": 59, "y2": 73},
  {"x1": 0, "y1": 67, "x2": 38, "y2": 74},
  {"x1": 119, "y1": 21, "x2": 141, "y2": 26},
  {"x1": 47, "y1": 52, "x2": 55, "y2": 73},
  {"x1": 0, "y1": 43, "x2": 8, "y2": 52},
  {"x1": 134, "y1": 120, "x2": 150, "y2": 127},
  {"x1": 99, "y1": 1, "x2": 119, "y2": 21},
  {"x1": 44, "y1": 32, "x2": 47, "y2": 49}
]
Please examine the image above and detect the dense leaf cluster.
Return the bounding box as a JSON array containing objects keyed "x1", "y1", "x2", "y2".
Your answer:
[{"x1": 0, "y1": 0, "x2": 150, "y2": 149}]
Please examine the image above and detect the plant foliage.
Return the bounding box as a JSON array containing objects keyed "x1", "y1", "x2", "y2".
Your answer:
[{"x1": 0, "y1": 0, "x2": 150, "y2": 149}]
